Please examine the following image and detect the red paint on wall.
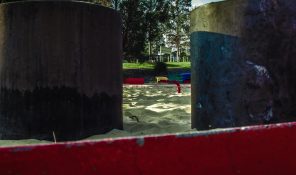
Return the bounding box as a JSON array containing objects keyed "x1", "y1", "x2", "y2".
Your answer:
[{"x1": 0, "y1": 122, "x2": 295, "y2": 175}]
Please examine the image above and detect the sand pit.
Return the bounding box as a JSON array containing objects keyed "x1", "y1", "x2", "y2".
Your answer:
[
  {"x1": 0, "y1": 85, "x2": 192, "y2": 146},
  {"x1": 87, "y1": 84, "x2": 192, "y2": 140}
]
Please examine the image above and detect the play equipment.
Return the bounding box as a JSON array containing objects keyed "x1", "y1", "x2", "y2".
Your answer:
[
  {"x1": 170, "y1": 80, "x2": 181, "y2": 93},
  {"x1": 168, "y1": 74, "x2": 183, "y2": 82},
  {"x1": 180, "y1": 73, "x2": 191, "y2": 82},
  {"x1": 124, "y1": 74, "x2": 187, "y2": 94},
  {"x1": 183, "y1": 80, "x2": 191, "y2": 84},
  {"x1": 168, "y1": 72, "x2": 191, "y2": 83},
  {"x1": 155, "y1": 76, "x2": 169, "y2": 83},
  {"x1": 0, "y1": 122, "x2": 295, "y2": 174},
  {"x1": 154, "y1": 76, "x2": 181, "y2": 93},
  {"x1": 124, "y1": 78, "x2": 145, "y2": 85},
  {"x1": 123, "y1": 77, "x2": 181, "y2": 93}
]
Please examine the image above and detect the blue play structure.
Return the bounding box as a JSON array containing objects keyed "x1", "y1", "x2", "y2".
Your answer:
[
  {"x1": 168, "y1": 72, "x2": 191, "y2": 83},
  {"x1": 180, "y1": 73, "x2": 191, "y2": 81}
]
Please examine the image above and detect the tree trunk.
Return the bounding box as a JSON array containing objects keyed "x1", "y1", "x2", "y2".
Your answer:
[
  {"x1": 176, "y1": 39, "x2": 180, "y2": 62},
  {"x1": 149, "y1": 41, "x2": 152, "y2": 61},
  {"x1": 176, "y1": 0, "x2": 180, "y2": 62}
]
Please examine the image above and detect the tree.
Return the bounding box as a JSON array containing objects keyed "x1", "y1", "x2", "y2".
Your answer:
[
  {"x1": 119, "y1": 0, "x2": 147, "y2": 62},
  {"x1": 119, "y1": 0, "x2": 190, "y2": 62},
  {"x1": 83, "y1": 0, "x2": 112, "y2": 7},
  {"x1": 141, "y1": 0, "x2": 170, "y2": 60},
  {"x1": 118, "y1": 0, "x2": 170, "y2": 61},
  {"x1": 165, "y1": 0, "x2": 191, "y2": 62},
  {"x1": 112, "y1": 0, "x2": 120, "y2": 10}
]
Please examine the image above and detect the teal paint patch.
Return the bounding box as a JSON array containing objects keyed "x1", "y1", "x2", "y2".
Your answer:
[
  {"x1": 191, "y1": 31, "x2": 242, "y2": 130},
  {"x1": 191, "y1": 31, "x2": 276, "y2": 130},
  {"x1": 136, "y1": 137, "x2": 145, "y2": 147}
]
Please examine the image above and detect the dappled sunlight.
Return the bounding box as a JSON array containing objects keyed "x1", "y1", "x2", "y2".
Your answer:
[
  {"x1": 145, "y1": 103, "x2": 190, "y2": 113},
  {"x1": 121, "y1": 84, "x2": 192, "y2": 137}
]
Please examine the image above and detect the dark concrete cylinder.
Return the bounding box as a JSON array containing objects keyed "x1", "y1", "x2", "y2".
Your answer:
[
  {"x1": 0, "y1": 1, "x2": 122, "y2": 141},
  {"x1": 191, "y1": 0, "x2": 296, "y2": 130}
]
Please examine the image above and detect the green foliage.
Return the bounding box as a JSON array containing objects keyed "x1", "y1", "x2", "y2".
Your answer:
[
  {"x1": 123, "y1": 62, "x2": 154, "y2": 69},
  {"x1": 119, "y1": 0, "x2": 146, "y2": 61},
  {"x1": 166, "y1": 62, "x2": 190, "y2": 69},
  {"x1": 119, "y1": 0, "x2": 191, "y2": 62},
  {"x1": 164, "y1": 0, "x2": 191, "y2": 61},
  {"x1": 142, "y1": 0, "x2": 170, "y2": 59},
  {"x1": 119, "y1": 0, "x2": 170, "y2": 62},
  {"x1": 154, "y1": 62, "x2": 168, "y2": 75}
]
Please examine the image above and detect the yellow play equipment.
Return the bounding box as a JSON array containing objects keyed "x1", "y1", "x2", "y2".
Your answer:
[{"x1": 155, "y1": 76, "x2": 168, "y2": 83}]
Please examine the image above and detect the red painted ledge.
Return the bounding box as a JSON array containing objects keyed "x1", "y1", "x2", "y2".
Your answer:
[{"x1": 0, "y1": 122, "x2": 296, "y2": 175}]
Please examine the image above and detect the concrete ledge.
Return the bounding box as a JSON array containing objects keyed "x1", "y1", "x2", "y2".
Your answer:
[
  {"x1": 191, "y1": 0, "x2": 296, "y2": 129},
  {"x1": 0, "y1": 1, "x2": 123, "y2": 140}
]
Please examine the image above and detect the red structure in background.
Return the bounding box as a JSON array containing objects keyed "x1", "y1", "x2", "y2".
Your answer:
[
  {"x1": 0, "y1": 122, "x2": 295, "y2": 175},
  {"x1": 170, "y1": 80, "x2": 181, "y2": 93},
  {"x1": 124, "y1": 78, "x2": 182, "y2": 93},
  {"x1": 158, "y1": 80, "x2": 181, "y2": 93},
  {"x1": 183, "y1": 79, "x2": 191, "y2": 84},
  {"x1": 123, "y1": 78, "x2": 145, "y2": 84}
]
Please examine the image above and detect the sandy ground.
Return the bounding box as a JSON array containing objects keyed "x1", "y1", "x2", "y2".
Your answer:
[
  {"x1": 0, "y1": 85, "x2": 192, "y2": 147},
  {"x1": 87, "y1": 84, "x2": 192, "y2": 140}
]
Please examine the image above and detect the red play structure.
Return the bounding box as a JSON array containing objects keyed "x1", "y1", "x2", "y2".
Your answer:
[
  {"x1": 170, "y1": 80, "x2": 181, "y2": 93},
  {"x1": 124, "y1": 78, "x2": 182, "y2": 93},
  {"x1": 123, "y1": 78, "x2": 145, "y2": 84},
  {"x1": 0, "y1": 122, "x2": 295, "y2": 175}
]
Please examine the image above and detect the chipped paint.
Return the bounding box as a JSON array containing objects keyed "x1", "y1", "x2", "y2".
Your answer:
[
  {"x1": 136, "y1": 137, "x2": 145, "y2": 147},
  {"x1": 0, "y1": 122, "x2": 295, "y2": 174},
  {"x1": 176, "y1": 128, "x2": 237, "y2": 138},
  {"x1": 10, "y1": 146, "x2": 34, "y2": 153}
]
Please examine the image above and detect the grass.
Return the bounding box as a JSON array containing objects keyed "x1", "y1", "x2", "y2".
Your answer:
[
  {"x1": 166, "y1": 62, "x2": 191, "y2": 69},
  {"x1": 123, "y1": 62, "x2": 191, "y2": 70},
  {"x1": 123, "y1": 62, "x2": 155, "y2": 69}
]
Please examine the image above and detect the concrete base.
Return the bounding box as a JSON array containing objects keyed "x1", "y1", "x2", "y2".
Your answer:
[
  {"x1": 0, "y1": 1, "x2": 122, "y2": 141},
  {"x1": 191, "y1": 0, "x2": 296, "y2": 130}
]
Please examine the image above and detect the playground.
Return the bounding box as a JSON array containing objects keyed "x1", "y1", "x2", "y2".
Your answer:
[
  {"x1": 87, "y1": 84, "x2": 192, "y2": 140},
  {"x1": 1, "y1": 0, "x2": 296, "y2": 174}
]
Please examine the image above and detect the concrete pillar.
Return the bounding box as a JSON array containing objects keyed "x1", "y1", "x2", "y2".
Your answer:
[
  {"x1": 0, "y1": 1, "x2": 122, "y2": 141},
  {"x1": 191, "y1": 0, "x2": 296, "y2": 130}
]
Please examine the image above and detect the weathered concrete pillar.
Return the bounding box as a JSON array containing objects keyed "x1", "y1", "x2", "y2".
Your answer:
[
  {"x1": 0, "y1": 1, "x2": 122, "y2": 141},
  {"x1": 191, "y1": 0, "x2": 296, "y2": 130}
]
